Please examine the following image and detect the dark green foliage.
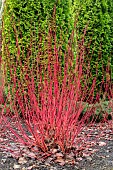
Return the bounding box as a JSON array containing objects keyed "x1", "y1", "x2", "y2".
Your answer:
[
  {"x1": 107, "y1": 0, "x2": 113, "y2": 80},
  {"x1": 74, "y1": 0, "x2": 113, "y2": 93}
]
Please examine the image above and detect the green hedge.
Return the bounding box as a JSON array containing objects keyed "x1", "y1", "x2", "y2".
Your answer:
[
  {"x1": 74, "y1": 0, "x2": 113, "y2": 91},
  {"x1": 108, "y1": 0, "x2": 113, "y2": 80},
  {"x1": 2, "y1": 0, "x2": 75, "y2": 85}
]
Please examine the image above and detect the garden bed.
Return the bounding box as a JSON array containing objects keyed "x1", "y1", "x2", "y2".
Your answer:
[{"x1": 0, "y1": 120, "x2": 113, "y2": 170}]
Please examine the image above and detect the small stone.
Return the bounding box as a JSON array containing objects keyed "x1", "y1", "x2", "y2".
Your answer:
[
  {"x1": 106, "y1": 150, "x2": 109, "y2": 153},
  {"x1": 88, "y1": 148, "x2": 93, "y2": 151},
  {"x1": 27, "y1": 165, "x2": 36, "y2": 170},
  {"x1": 1, "y1": 158, "x2": 6, "y2": 163},
  {"x1": 18, "y1": 157, "x2": 27, "y2": 164},
  {"x1": 50, "y1": 166, "x2": 57, "y2": 170},
  {"x1": 13, "y1": 164, "x2": 21, "y2": 169},
  {"x1": 98, "y1": 141, "x2": 106, "y2": 146},
  {"x1": 106, "y1": 155, "x2": 109, "y2": 158},
  {"x1": 21, "y1": 167, "x2": 26, "y2": 170},
  {"x1": 94, "y1": 132, "x2": 98, "y2": 135},
  {"x1": 76, "y1": 157, "x2": 82, "y2": 161},
  {"x1": 86, "y1": 156, "x2": 92, "y2": 161},
  {"x1": 27, "y1": 166, "x2": 33, "y2": 170},
  {"x1": 71, "y1": 165, "x2": 79, "y2": 169}
]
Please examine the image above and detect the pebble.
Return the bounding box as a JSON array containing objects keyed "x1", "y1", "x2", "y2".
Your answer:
[
  {"x1": 18, "y1": 157, "x2": 27, "y2": 164},
  {"x1": 1, "y1": 158, "x2": 6, "y2": 163},
  {"x1": 50, "y1": 166, "x2": 57, "y2": 170},
  {"x1": 73, "y1": 166, "x2": 79, "y2": 170},
  {"x1": 21, "y1": 167, "x2": 26, "y2": 170},
  {"x1": 27, "y1": 165, "x2": 36, "y2": 170},
  {"x1": 106, "y1": 155, "x2": 110, "y2": 158},
  {"x1": 86, "y1": 156, "x2": 92, "y2": 161},
  {"x1": 106, "y1": 150, "x2": 110, "y2": 153},
  {"x1": 94, "y1": 132, "x2": 98, "y2": 135},
  {"x1": 98, "y1": 141, "x2": 106, "y2": 146},
  {"x1": 88, "y1": 148, "x2": 93, "y2": 151},
  {"x1": 13, "y1": 164, "x2": 21, "y2": 169},
  {"x1": 21, "y1": 167, "x2": 28, "y2": 170},
  {"x1": 27, "y1": 166, "x2": 34, "y2": 170},
  {"x1": 76, "y1": 157, "x2": 82, "y2": 161}
]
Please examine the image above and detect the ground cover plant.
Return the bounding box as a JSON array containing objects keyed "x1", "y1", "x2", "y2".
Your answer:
[{"x1": 0, "y1": 3, "x2": 113, "y2": 166}]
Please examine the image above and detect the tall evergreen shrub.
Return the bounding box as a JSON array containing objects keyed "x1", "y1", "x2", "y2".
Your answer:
[
  {"x1": 107, "y1": 0, "x2": 113, "y2": 79},
  {"x1": 74, "y1": 0, "x2": 113, "y2": 93},
  {"x1": 2, "y1": 0, "x2": 75, "y2": 85}
]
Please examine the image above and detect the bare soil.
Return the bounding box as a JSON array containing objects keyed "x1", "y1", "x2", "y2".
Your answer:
[{"x1": 0, "y1": 121, "x2": 113, "y2": 170}]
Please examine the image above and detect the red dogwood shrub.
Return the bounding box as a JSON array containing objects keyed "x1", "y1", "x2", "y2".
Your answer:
[{"x1": 0, "y1": 16, "x2": 112, "y2": 160}]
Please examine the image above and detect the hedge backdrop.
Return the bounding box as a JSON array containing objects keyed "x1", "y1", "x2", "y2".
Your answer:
[
  {"x1": 2, "y1": 0, "x2": 75, "y2": 84},
  {"x1": 74, "y1": 0, "x2": 113, "y2": 89},
  {"x1": 2, "y1": 0, "x2": 113, "y2": 99}
]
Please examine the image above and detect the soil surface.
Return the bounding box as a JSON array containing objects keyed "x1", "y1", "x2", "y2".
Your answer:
[{"x1": 0, "y1": 121, "x2": 113, "y2": 170}]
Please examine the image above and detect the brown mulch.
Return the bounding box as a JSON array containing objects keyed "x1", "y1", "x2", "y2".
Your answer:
[{"x1": 0, "y1": 120, "x2": 113, "y2": 170}]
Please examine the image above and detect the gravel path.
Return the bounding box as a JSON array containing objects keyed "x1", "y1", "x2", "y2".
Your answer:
[
  {"x1": 0, "y1": 139, "x2": 113, "y2": 170},
  {"x1": 0, "y1": 121, "x2": 113, "y2": 170}
]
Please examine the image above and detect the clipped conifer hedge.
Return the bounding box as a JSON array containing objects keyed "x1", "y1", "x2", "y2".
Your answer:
[
  {"x1": 74, "y1": 0, "x2": 113, "y2": 93},
  {"x1": 2, "y1": 0, "x2": 75, "y2": 85}
]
